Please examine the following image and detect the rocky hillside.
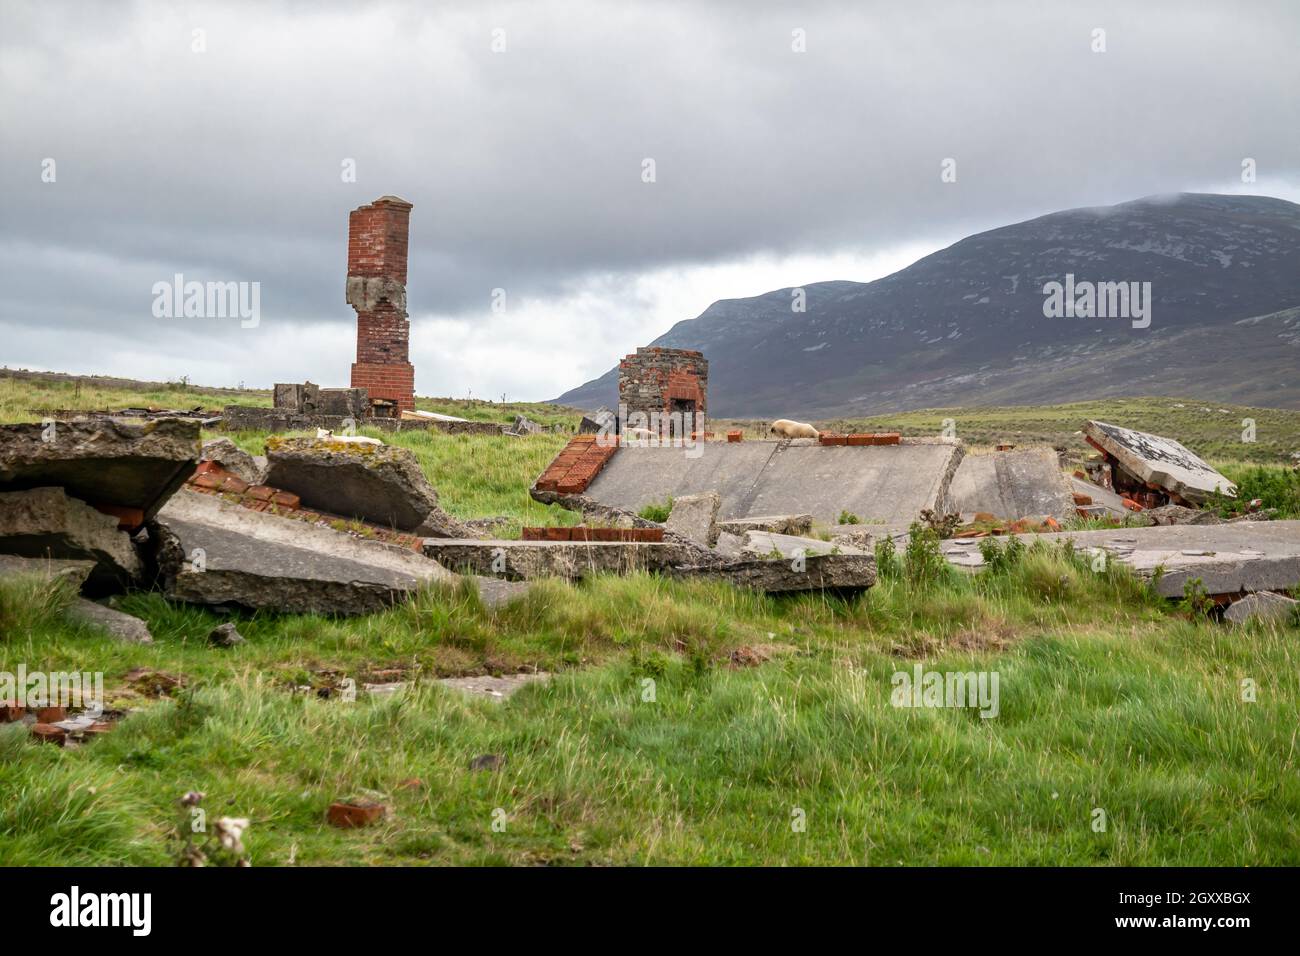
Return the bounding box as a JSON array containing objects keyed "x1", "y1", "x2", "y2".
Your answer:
[{"x1": 555, "y1": 194, "x2": 1300, "y2": 416}]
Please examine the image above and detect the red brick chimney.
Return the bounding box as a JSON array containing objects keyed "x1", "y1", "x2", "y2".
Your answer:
[{"x1": 347, "y1": 195, "x2": 415, "y2": 413}]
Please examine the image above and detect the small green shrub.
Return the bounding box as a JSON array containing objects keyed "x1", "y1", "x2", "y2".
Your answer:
[
  {"x1": 902, "y1": 522, "x2": 950, "y2": 589},
  {"x1": 874, "y1": 534, "x2": 900, "y2": 580},
  {"x1": 838, "y1": 510, "x2": 860, "y2": 525},
  {"x1": 638, "y1": 498, "x2": 674, "y2": 522}
]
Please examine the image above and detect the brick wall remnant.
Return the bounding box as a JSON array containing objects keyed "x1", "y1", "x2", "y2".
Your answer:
[
  {"x1": 617, "y1": 347, "x2": 708, "y2": 436},
  {"x1": 347, "y1": 196, "x2": 415, "y2": 414}
]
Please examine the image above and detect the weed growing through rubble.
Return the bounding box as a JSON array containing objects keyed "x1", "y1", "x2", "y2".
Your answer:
[{"x1": 637, "y1": 498, "x2": 674, "y2": 523}]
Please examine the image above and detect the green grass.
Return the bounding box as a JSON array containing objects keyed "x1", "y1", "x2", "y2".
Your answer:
[
  {"x1": 2, "y1": 373, "x2": 1299, "y2": 865},
  {"x1": 2, "y1": 536, "x2": 1297, "y2": 866}
]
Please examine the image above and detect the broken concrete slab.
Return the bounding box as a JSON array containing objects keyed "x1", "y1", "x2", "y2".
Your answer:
[
  {"x1": 950, "y1": 447, "x2": 1076, "y2": 522},
  {"x1": 423, "y1": 538, "x2": 700, "y2": 581},
  {"x1": 740, "y1": 530, "x2": 869, "y2": 559},
  {"x1": 1224, "y1": 591, "x2": 1298, "y2": 626},
  {"x1": 1083, "y1": 421, "x2": 1234, "y2": 506},
  {"x1": 665, "y1": 491, "x2": 720, "y2": 547},
  {"x1": 0, "y1": 487, "x2": 142, "y2": 590},
  {"x1": 200, "y1": 438, "x2": 267, "y2": 486},
  {"x1": 150, "y1": 488, "x2": 457, "y2": 614},
  {"x1": 1144, "y1": 504, "x2": 1224, "y2": 526},
  {"x1": 470, "y1": 576, "x2": 532, "y2": 610},
  {"x1": 505, "y1": 414, "x2": 543, "y2": 436},
  {"x1": 0, "y1": 418, "x2": 199, "y2": 524},
  {"x1": 569, "y1": 437, "x2": 962, "y2": 527},
  {"x1": 1070, "y1": 476, "x2": 1130, "y2": 519},
  {"x1": 943, "y1": 520, "x2": 1300, "y2": 598},
  {"x1": 438, "y1": 672, "x2": 550, "y2": 700},
  {"x1": 207, "y1": 622, "x2": 246, "y2": 647},
  {"x1": 0, "y1": 553, "x2": 96, "y2": 590},
  {"x1": 717, "y1": 514, "x2": 814, "y2": 537},
  {"x1": 673, "y1": 551, "x2": 876, "y2": 594},
  {"x1": 264, "y1": 437, "x2": 470, "y2": 537},
  {"x1": 65, "y1": 598, "x2": 153, "y2": 643}
]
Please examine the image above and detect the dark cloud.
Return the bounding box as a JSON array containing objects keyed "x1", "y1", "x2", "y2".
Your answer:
[{"x1": 1, "y1": 0, "x2": 1296, "y2": 396}]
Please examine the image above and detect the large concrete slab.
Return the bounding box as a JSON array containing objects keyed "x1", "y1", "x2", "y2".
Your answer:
[
  {"x1": 943, "y1": 520, "x2": 1300, "y2": 597},
  {"x1": 950, "y1": 447, "x2": 1075, "y2": 521},
  {"x1": 151, "y1": 488, "x2": 457, "y2": 614},
  {"x1": 580, "y1": 438, "x2": 962, "y2": 527},
  {"x1": 0, "y1": 419, "x2": 199, "y2": 522},
  {"x1": 1084, "y1": 420, "x2": 1233, "y2": 505}
]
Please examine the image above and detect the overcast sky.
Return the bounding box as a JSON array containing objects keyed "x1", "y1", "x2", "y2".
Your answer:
[{"x1": 2, "y1": 0, "x2": 1297, "y2": 400}]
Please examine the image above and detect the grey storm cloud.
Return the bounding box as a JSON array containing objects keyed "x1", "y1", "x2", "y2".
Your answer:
[{"x1": 1, "y1": 0, "x2": 1297, "y2": 397}]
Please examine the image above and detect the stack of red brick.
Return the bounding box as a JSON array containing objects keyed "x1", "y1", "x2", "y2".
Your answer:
[
  {"x1": 726, "y1": 430, "x2": 743, "y2": 443},
  {"x1": 818, "y1": 432, "x2": 901, "y2": 446},
  {"x1": 187, "y1": 462, "x2": 423, "y2": 551},
  {"x1": 520, "y1": 526, "x2": 664, "y2": 542},
  {"x1": 534, "y1": 435, "x2": 618, "y2": 494}
]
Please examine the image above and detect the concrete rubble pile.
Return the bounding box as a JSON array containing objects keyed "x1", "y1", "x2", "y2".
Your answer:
[{"x1": 0, "y1": 419, "x2": 528, "y2": 631}]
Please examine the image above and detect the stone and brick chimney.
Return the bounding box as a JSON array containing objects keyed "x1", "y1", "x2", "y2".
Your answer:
[
  {"x1": 347, "y1": 196, "x2": 415, "y2": 414},
  {"x1": 618, "y1": 347, "x2": 708, "y2": 436}
]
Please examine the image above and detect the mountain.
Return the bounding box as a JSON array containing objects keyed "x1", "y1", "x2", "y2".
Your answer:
[{"x1": 553, "y1": 194, "x2": 1300, "y2": 417}]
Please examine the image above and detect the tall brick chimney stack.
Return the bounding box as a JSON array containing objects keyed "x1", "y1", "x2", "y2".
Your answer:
[{"x1": 347, "y1": 195, "x2": 415, "y2": 414}]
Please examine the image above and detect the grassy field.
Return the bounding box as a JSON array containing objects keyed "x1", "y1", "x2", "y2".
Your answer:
[{"x1": 1, "y1": 373, "x2": 1298, "y2": 865}]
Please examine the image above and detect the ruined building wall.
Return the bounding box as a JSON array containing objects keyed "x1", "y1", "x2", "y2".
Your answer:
[
  {"x1": 347, "y1": 196, "x2": 415, "y2": 413},
  {"x1": 618, "y1": 347, "x2": 708, "y2": 434}
]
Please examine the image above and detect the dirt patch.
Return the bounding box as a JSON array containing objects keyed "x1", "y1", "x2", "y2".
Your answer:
[
  {"x1": 890, "y1": 620, "x2": 1019, "y2": 658},
  {"x1": 124, "y1": 668, "x2": 187, "y2": 697},
  {"x1": 726, "y1": 642, "x2": 798, "y2": 668}
]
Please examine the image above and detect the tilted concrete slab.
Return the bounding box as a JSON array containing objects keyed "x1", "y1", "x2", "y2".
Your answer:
[
  {"x1": 0, "y1": 487, "x2": 142, "y2": 591},
  {"x1": 0, "y1": 419, "x2": 199, "y2": 522},
  {"x1": 264, "y1": 437, "x2": 469, "y2": 537},
  {"x1": 1084, "y1": 420, "x2": 1234, "y2": 505},
  {"x1": 943, "y1": 520, "x2": 1300, "y2": 597},
  {"x1": 151, "y1": 488, "x2": 458, "y2": 614},
  {"x1": 950, "y1": 448, "x2": 1075, "y2": 522},
  {"x1": 1070, "y1": 476, "x2": 1129, "y2": 518},
  {"x1": 578, "y1": 438, "x2": 962, "y2": 527}
]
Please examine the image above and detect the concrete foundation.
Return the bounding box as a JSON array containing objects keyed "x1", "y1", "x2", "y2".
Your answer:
[{"x1": 574, "y1": 438, "x2": 962, "y2": 527}]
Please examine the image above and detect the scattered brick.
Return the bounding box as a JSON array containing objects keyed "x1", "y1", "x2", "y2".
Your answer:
[
  {"x1": 727, "y1": 430, "x2": 743, "y2": 442},
  {"x1": 0, "y1": 704, "x2": 24, "y2": 722},
  {"x1": 1072, "y1": 492, "x2": 1093, "y2": 505},
  {"x1": 1121, "y1": 498, "x2": 1144, "y2": 512},
  {"x1": 36, "y1": 706, "x2": 67, "y2": 723},
  {"x1": 327, "y1": 800, "x2": 387, "y2": 829},
  {"x1": 31, "y1": 723, "x2": 66, "y2": 746}
]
